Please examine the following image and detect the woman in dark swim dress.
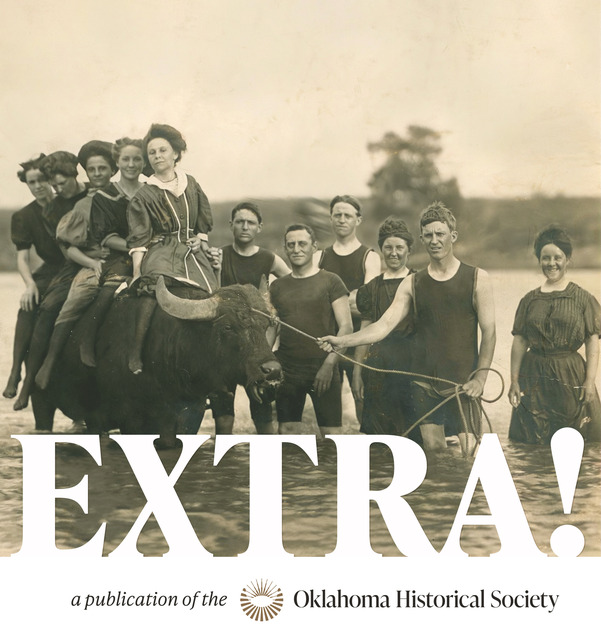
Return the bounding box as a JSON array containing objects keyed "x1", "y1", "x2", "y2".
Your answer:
[
  {"x1": 353, "y1": 217, "x2": 417, "y2": 439},
  {"x1": 508, "y1": 225, "x2": 601, "y2": 444}
]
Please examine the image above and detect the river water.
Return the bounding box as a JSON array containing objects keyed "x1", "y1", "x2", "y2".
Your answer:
[{"x1": 0, "y1": 270, "x2": 599, "y2": 557}]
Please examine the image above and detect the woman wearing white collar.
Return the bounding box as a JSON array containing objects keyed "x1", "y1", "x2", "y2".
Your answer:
[{"x1": 126, "y1": 123, "x2": 220, "y2": 374}]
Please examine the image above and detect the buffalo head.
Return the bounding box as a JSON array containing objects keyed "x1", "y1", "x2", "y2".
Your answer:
[{"x1": 155, "y1": 276, "x2": 282, "y2": 403}]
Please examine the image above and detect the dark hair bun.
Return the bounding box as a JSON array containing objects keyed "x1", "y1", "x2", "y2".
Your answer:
[{"x1": 533, "y1": 224, "x2": 572, "y2": 259}]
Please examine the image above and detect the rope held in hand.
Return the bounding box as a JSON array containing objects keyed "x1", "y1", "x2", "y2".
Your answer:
[{"x1": 252, "y1": 307, "x2": 505, "y2": 456}]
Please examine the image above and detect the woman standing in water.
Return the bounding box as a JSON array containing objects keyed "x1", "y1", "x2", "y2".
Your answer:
[
  {"x1": 126, "y1": 123, "x2": 219, "y2": 374},
  {"x1": 352, "y1": 217, "x2": 417, "y2": 439},
  {"x1": 3, "y1": 155, "x2": 56, "y2": 398},
  {"x1": 508, "y1": 225, "x2": 601, "y2": 443}
]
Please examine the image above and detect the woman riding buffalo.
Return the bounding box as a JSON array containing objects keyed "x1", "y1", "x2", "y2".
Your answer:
[
  {"x1": 13, "y1": 150, "x2": 89, "y2": 411},
  {"x1": 126, "y1": 123, "x2": 220, "y2": 374},
  {"x1": 78, "y1": 137, "x2": 146, "y2": 366},
  {"x1": 508, "y1": 225, "x2": 601, "y2": 443},
  {"x1": 34, "y1": 141, "x2": 116, "y2": 390},
  {"x1": 3, "y1": 154, "x2": 56, "y2": 399}
]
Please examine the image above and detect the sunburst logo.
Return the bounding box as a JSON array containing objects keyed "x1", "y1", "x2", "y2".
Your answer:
[{"x1": 240, "y1": 579, "x2": 284, "y2": 621}]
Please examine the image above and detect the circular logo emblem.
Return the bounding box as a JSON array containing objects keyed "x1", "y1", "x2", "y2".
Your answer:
[{"x1": 240, "y1": 579, "x2": 283, "y2": 621}]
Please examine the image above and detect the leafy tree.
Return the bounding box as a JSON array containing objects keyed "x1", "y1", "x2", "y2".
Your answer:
[{"x1": 367, "y1": 126, "x2": 462, "y2": 220}]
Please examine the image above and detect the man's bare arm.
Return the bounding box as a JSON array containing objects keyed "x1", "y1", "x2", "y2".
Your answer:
[
  {"x1": 318, "y1": 275, "x2": 413, "y2": 350},
  {"x1": 463, "y1": 269, "x2": 496, "y2": 398}
]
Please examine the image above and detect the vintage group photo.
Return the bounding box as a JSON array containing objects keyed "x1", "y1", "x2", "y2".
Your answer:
[{"x1": 0, "y1": 0, "x2": 599, "y2": 567}]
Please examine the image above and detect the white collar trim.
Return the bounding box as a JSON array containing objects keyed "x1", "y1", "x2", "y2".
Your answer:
[{"x1": 147, "y1": 168, "x2": 188, "y2": 197}]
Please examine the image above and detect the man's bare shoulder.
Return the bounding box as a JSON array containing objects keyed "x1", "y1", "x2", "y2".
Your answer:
[{"x1": 475, "y1": 267, "x2": 493, "y2": 289}]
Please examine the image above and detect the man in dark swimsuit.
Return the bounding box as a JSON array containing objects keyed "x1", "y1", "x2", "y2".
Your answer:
[
  {"x1": 211, "y1": 202, "x2": 289, "y2": 434},
  {"x1": 315, "y1": 195, "x2": 380, "y2": 421},
  {"x1": 271, "y1": 224, "x2": 353, "y2": 435},
  {"x1": 318, "y1": 202, "x2": 496, "y2": 452}
]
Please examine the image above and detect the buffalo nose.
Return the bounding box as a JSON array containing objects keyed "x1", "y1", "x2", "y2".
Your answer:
[{"x1": 261, "y1": 360, "x2": 282, "y2": 379}]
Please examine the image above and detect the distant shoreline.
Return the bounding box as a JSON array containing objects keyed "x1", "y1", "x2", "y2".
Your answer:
[{"x1": 1, "y1": 194, "x2": 599, "y2": 271}]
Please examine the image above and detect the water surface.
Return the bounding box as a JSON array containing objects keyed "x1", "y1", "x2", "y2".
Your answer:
[{"x1": 0, "y1": 270, "x2": 599, "y2": 556}]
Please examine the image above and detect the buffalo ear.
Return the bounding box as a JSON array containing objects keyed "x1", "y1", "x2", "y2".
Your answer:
[{"x1": 258, "y1": 274, "x2": 275, "y2": 314}]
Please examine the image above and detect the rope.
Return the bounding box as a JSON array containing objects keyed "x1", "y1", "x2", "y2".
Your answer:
[{"x1": 252, "y1": 307, "x2": 505, "y2": 456}]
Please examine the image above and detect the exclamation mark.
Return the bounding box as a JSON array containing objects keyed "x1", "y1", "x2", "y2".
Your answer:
[{"x1": 549, "y1": 427, "x2": 585, "y2": 557}]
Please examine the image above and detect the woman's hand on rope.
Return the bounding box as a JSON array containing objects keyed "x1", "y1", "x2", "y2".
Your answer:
[{"x1": 508, "y1": 381, "x2": 521, "y2": 408}]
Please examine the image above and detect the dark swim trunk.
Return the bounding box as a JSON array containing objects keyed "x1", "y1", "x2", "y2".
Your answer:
[
  {"x1": 276, "y1": 362, "x2": 342, "y2": 427},
  {"x1": 410, "y1": 380, "x2": 481, "y2": 437}
]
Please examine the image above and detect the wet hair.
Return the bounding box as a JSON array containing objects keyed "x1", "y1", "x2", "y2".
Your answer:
[
  {"x1": 39, "y1": 151, "x2": 80, "y2": 180},
  {"x1": 231, "y1": 201, "x2": 262, "y2": 224},
  {"x1": 534, "y1": 225, "x2": 573, "y2": 260},
  {"x1": 330, "y1": 194, "x2": 362, "y2": 216},
  {"x1": 77, "y1": 140, "x2": 117, "y2": 173},
  {"x1": 143, "y1": 123, "x2": 187, "y2": 165},
  {"x1": 377, "y1": 217, "x2": 414, "y2": 250},
  {"x1": 284, "y1": 223, "x2": 316, "y2": 244},
  {"x1": 112, "y1": 137, "x2": 145, "y2": 163},
  {"x1": 419, "y1": 201, "x2": 457, "y2": 232},
  {"x1": 17, "y1": 154, "x2": 47, "y2": 183}
]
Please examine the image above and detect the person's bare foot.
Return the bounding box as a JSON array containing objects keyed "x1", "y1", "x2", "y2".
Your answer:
[{"x1": 2, "y1": 377, "x2": 19, "y2": 398}]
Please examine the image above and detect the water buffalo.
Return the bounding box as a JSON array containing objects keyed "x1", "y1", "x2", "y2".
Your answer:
[{"x1": 31, "y1": 276, "x2": 282, "y2": 446}]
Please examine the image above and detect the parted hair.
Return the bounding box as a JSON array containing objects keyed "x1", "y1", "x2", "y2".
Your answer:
[
  {"x1": 534, "y1": 225, "x2": 573, "y2": 259},
  {"x1": 39, "y1": 151, "x2": 80, "y2": 180},
  {"x1": 419, "y1": 201, "x2": 457, "y2": 232},
  {"x1": 17, "y1": 154, "x2": 47, "y2": 183}
]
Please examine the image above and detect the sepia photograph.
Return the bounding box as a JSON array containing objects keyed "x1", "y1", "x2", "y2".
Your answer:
[{"x1": 0, "y1": 0, "x2": 599, "y2": 638}]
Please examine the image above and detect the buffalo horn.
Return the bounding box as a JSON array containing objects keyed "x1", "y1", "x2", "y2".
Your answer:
[{"x1": 155, "y1": 276, "x2": 219, "y2": 320}]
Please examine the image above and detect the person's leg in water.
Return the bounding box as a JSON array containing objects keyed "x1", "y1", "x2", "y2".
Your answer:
[
  {"x1": 128, "y1": 295, "x2": 156, "y2": 374},
  {"x1": 13, "y1": 309, "x2": 58, "y2": 410},
  {"x1": 419, "y1": 423, "x2": 447, "y2": 450},
  {"x1": 80, "y1": 284, "x2": 118, "y2": 367},
  {"x1": 411, "y1": 381, "x2": 448, "y2": 451},
  {"x1": 3, "y1": 308, "x2": 36, "y2": 398},
  {"x1": 211, "y1": 390, "x2": 235, "y2": 435}
]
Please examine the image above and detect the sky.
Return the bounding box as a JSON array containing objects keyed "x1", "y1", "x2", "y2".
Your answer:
[{"x1": 0, "y1": 0, "x2": 599, "y2": 208}]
